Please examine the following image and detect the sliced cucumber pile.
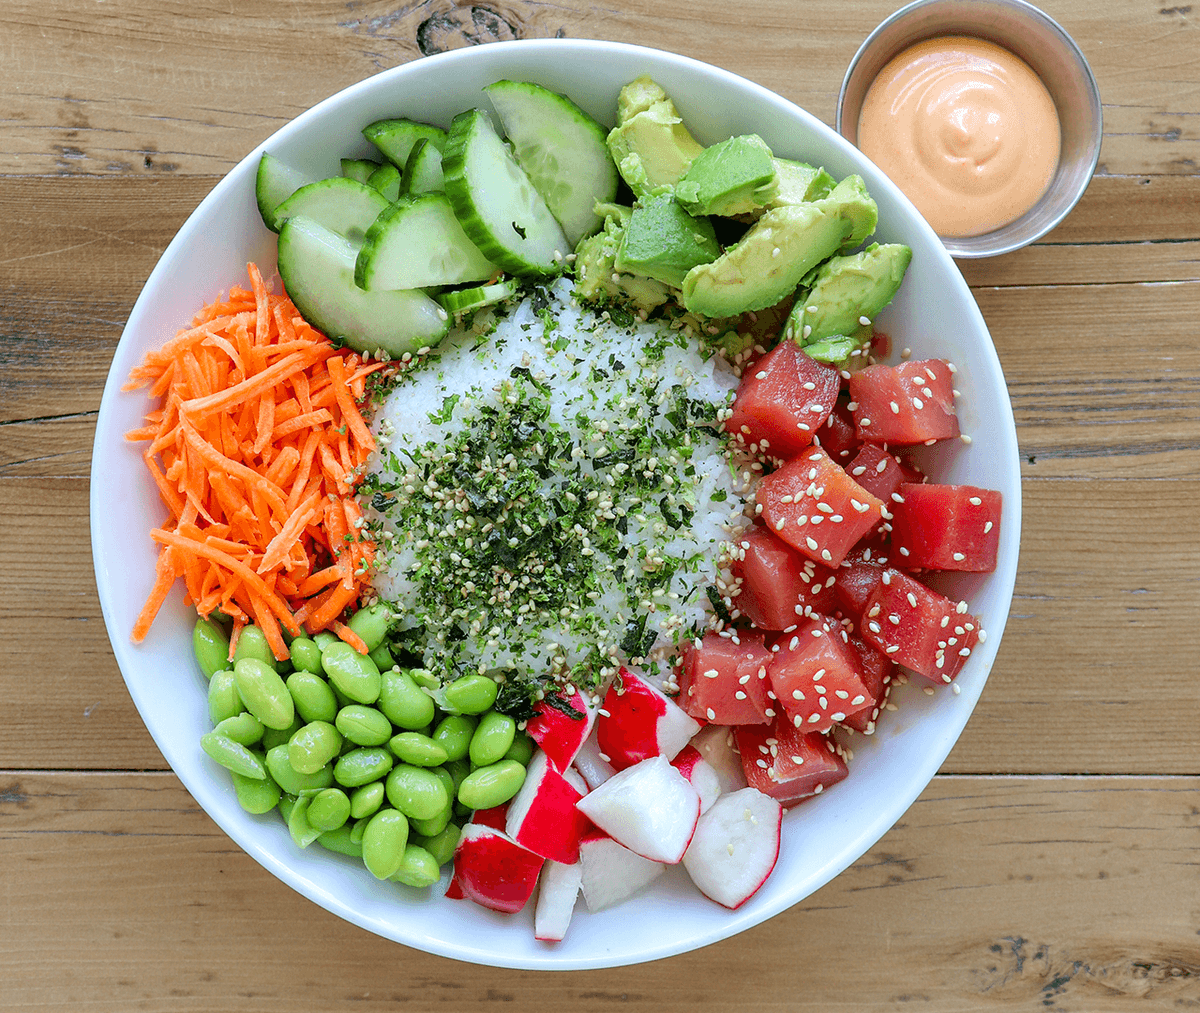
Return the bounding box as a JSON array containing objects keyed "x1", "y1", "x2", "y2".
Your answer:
[
  {"x1": 256, "y1": 153, "x2": 315, "y2": 232},
  {"x1": 272, "y1": 178, "x2": 391, "y2": 245}
]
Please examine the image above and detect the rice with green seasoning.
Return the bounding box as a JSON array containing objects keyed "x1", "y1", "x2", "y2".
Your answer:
[{"x1": 363, "y1": 278, "x2": 750, "y2": 692}]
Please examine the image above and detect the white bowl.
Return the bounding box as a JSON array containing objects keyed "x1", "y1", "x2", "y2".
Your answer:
[{"x1": 91, "y1": 39, "x2": 1021, "y2": 970}]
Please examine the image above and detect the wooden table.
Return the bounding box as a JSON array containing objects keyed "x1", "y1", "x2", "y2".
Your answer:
[{"x1": 3, "y1": 1, "x2": 1198, "y2": 1008}]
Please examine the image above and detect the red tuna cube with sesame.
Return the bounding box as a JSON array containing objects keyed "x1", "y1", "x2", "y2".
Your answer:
[
  {"x1": 889, "y1": 483, "x2": 1002, "y2": 572},
  {"x1": 838, "y1": 633, "x2": 896, "y2": 734},
  {"x1": 678, "y1": 631, "x2": 774, "y2": 725},
  {"x1": 756, "y1": 446, "x2": 885, "y2": 567},
  {"x1": 812, "y1": 396, "x2": 860, "y2": 464},
  {"x1": 848, "y1": 359, "x2": 959, "y2": 445},
  {"x1": 729, "y1": 524, "x2": 838, "y2": 630},
  {"x1": 724, "y1": 340, "x2": 840, "y2": 459},
  {"x1": 832, "y1": 554, "x2": 887, "y2": 616},
  {"x1": 735, "y1": 718, "x2": 849, "y2": 807},
  {"x1": 766, "y1": 616, "x2": 873, "y2": 734},
  {"x1": 859, "y1": 569, "x2": 982, "y2": 683},
  {"x1": 843, "y1": 443, "x2": 910, "y2": 503}
]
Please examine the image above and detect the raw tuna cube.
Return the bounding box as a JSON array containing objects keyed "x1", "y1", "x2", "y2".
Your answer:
[
  {"x1": 832, "y1": 552, "x2": 886, "y2": 615},
  {"x1": 889, "y1": 483, "x2": 1002, "y2": 572},
  {"x1": 812, "y1": 395, "x2": 860, "y2": 464},
  {"x1": 848, "y1": 359, "x2": 959, "y2": 444},
  {"x1": 838, "y1": 633, "x2": 895, "y2": 734},
  {"x1": 859, "y1": 569, "x2": 983, "y2": 683},
  {"x1": 451, "y1": 824, "x2": 544, "y2": 914},
  {"x1": 844, "y1": 443, "x2": 909, "y2": 503},
  {"x1": 728, "y1": 525, "x2": 838, "y2": 629},
  {"x1": 724, "y1": 340, "x2": 840, "y2": 459},
  {"x1": 678, "y1": 630, "x2": 773, "y2": 725},
  {"x1": 735, "y1": 718, "x2": 849, "y2": 806},
  {"x1": 756, "y1": 446, "x2": 885, "y2": 567},
  {"x1": 767, "y1": 616, "x2": 873, "y2": 733},
  {"x1": 525, "y1": 686, "x2": 596, "y2": 772},
  {"x1": 596, "y1": 666, "x2": 700, "y2": 770}
]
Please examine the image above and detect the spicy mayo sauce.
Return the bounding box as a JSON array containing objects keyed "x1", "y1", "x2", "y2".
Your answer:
[{"x1": 857, "y1": 36, "x2": 1060, "y2": 238}]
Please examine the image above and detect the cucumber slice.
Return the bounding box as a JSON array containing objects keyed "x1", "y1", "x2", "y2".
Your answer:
[
  {"x1": 442, "y1": 108, "x2": 569, "y2": 277},
  {"x1": 256, "y1": 153, "x2": 313, "y2": 232},
  {"x1": 356, "y1": 193, "x2": 498, "y2": 291},
  {"x1": 436, "y1": 279, "x2": 521, "y2": 316},
  {"x1": 363, "y1": 118, "x2": 448, "y2": 169},
  {"x1": 272, "y1": 177, "x2": 391, "y2": 245},
  {"x1": 484, "y1": 80, "x2": 618, "y2": 248},
  {"x1": 403, "y1": 138, "x2": 445, "y2": 195},
  {"x1": 277, "y1": 216, "x2": 451, "y2": 357},
  {"x1": 341, "y1": 158, "x2": 380, "y2": 184},
  {"x1": 366, "y1": 162, "x2": 403, "y2": 202}
]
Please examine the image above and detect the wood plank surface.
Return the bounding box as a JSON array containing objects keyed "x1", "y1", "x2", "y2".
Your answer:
[{"x1": 3, "y1": 0, "x2": 1199, "y2": 1005}]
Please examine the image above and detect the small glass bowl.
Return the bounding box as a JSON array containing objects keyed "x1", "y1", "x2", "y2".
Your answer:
[{"x1": 837, "y1": 0, "x2": 1103, "y2": 258}]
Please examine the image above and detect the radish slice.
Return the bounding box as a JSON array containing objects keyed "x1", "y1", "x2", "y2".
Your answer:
[
  {"x1": 578, "y1": 831, "x2": 664, "y2": 912},
  {"x1": 534, "y1": 860, "x2": 583, "y2": 941},
  {"x1": 682, "y1": 787, "x2": 782, "y2": 909}
]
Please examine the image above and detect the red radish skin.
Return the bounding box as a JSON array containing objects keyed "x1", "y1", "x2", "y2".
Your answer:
[
  {"x1": 596, "y1": 666, "x2": 700, "y2": 770},
  {"x1": 671, "y1": 744, "x2": 722, "y2": 814},
  {"x1": 451, "y1": 824, "x2": 544, "y2": 915},
  {"x1": 470, "y1": 804, "x2": 510, "y2": 831},
  {"x1": 505, "y1": 750, "x2": 588, "y2": 864},
  {"x1": 525, "y1": 687, "x2": 596, "y2": 772}
]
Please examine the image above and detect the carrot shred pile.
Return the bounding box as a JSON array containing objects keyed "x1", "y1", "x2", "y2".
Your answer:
[{"x1": 124, "y1": 263, "x2": 385, "y2": 661}]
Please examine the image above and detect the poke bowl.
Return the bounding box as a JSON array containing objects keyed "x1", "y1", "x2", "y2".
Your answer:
[{"x1": 90, "y1": 38, "x2": 1021, "y2": 970}]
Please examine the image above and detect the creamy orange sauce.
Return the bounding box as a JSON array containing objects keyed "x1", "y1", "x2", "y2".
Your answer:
[{"x1": 857, "y1": 36, "x2": 1060, "y2": 238}]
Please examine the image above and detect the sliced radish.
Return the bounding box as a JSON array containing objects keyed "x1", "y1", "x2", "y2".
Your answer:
[
  {"x1": 575, "y1": 755, "x2": 700, "y2": 864},
  {"x1": 451, "y1": 824, "x2": 544, "y2": 914},
  {"x1": 505, "y1": 750, "x2": 588, "y2": 864},
  {"x1": 596, "y1": 666, "x2": 700, "y2": 770},
  {"x1": 470, "y1": 804, "x2": 509, "y2": 831},
  {"x1": 534, "y1": 860, "x2": 583, "y2": 942},
  {"x1": 671, "y1": 744, "x2": 722, "y2": 814},
  {"x1": 682, "y1": 787, "x2": 782, "y2": 909},
  {"x1": 526, "y1": 686, "x2": 596, "y2": 772},
  {"x1": 689, "y1": 723, "x2": 749, "y2": 795},
  {"x1": 561, "y1": 765, "x2": 589, "y2": 795},
  {"x1": 573, "y1": 735, "x2": 616, "y2": 790},
  {"x1": 578, "y1": 830, "x2": 665, "y2": 912}
]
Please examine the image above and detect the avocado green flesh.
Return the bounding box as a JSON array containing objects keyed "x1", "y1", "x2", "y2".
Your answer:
[
  {"x1": 674, "y1": 134, "x2": 776, "y2": 217},
  {"x1": 767, "y1": 158, "x2": 836, "y2": 208},
  {"x1": 574, "y1": 205, "x2": 671, "y2": 311},
  {"x1": 614, "y1": 193, "x2": 720, "y2": 289},
  {"x1": 606, "y1": 77, "x2": 705, "y2": 198}
]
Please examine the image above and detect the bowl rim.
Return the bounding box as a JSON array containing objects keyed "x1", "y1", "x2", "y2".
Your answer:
[
  {"x1": 91, "y1": 36, "x2": 1022, "y2": 969},
  {"x1": 835, "y1": 0, "x2": 1103, "y2": 258}
]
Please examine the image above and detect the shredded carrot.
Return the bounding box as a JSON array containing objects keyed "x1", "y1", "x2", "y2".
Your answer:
[{"x1": 126, "y1": 264, "x2": 387, "y2": 659}]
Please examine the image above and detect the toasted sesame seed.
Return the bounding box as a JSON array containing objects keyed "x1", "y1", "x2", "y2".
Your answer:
[
  {"x1": 969, "y1": 496, "x2": 982, "y2": 506},
  {"x1": 984, "y1": 520, "x2": 993, "y2": 533},
  {"x1": 707, "y1": 708, "x2": 716, "y2": 720}
]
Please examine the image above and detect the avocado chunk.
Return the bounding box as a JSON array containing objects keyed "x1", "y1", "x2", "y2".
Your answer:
[
  {"x1": 674, "y1": 134, "x2": 777, "y2": 217},
  {"x1": 784, "y1": 242, "x2": 912, "y2": 349},
  {"x1": 679, "y1": 175, "x2": 880, "y2": 317},
  {"x1": 615, "y1": 193, "x2": 720, "y2": 289},
  {"x1": 766, "y1": 158, "x2": 836, "y2": 208},
  {"x1": 574, "y1": 202, "x2": 671, "y2": 311},
  {"x1": 607, "y1": 77, "x2": 705, "y2": 198}
]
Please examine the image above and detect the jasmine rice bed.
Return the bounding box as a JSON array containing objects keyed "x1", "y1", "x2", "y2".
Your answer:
[{"x1": 363, "y1": 278, "x2": 749, "y2": 696}]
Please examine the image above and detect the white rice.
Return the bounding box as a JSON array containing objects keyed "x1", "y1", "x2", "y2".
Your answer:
[{"x1": 367, "y1": 278, "x2": 748, "y2": 684}]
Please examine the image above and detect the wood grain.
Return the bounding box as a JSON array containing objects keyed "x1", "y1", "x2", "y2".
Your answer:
[{"x1": 3, "y1": 772, "x2": 1199, "y2": 1011}]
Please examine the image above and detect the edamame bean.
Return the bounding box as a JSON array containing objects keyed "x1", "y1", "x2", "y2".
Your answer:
[
  {"x1": 193, "y1": 618, "x2": 230, "y2": 680},
  {"x1": 279, "y1": 794, "x2": 296, "y2": 824},
  {"x1": 468, "y1": 710, "x2": 516, "y2": 767},
  {"x1": 349, "y1": 781, "x2": 385, "y2": 820},
  {"x1": 378, "y1": 669, "x2": 435, "y2": 730},
  {"x1": 289, "y1": 637, "x2": 323, "y2": 675},
  {"x1": 443, "y1": 674, "x2": 499, "y2": 715},
  {"x1": 361, "y1": 809, "x2": 409, "y2": 880},
  {"x1": 431, "y1": 714, "x2": 476, "y2": 762},
  {"x1": 457, "y1": 760, "x2": 526, "y2": 811},
  {"x1": 230, "y1": 770, "x2": 281, "y2": 814},
  {"x1": 349, "y1": 816, "x2": 368, "y2": 845},
  {"x1": 313, "y1": 631, "x2": 340, "y2": 652},
  {"x1": 334, "y1": 747, "x2": 394, "y2": 788},
  {"x1": 409, "y1": 805, "x2": 452, "y2": 839},
  {"x1": 389, "y1": 732, "x2": 449, "y2": 768},
  {"x1": 265, "y1": 744, "x2": 334, "y2": 795},
  {"x1": 320, "y1": 642, "x2": 381, "y2": 705},
  {"x1": 261, "y1": 714, "x2": 302, "y2": 751},
  {"x1": 335, "y1": 705, "x2": 392, "y2": 747},
  {"x1": 233, "y1": 624, "x2": 277, "y2": 670},
  {"x1": 504, "y1": 730, "x2": 536, "y2": 766},
  {"x1": 207, "y1": 670, "x2": 244, "y2": 725},
  {"x1": 316, "y1": 824, "x2": 363, "y2": 858},
  {"x1": 288, "y1": 721, "x2": 343, "y2": 775},
  {"x1": 234, "y1": 658, "x2": 295, "y2": 730},
  {"x1": 200, "y1": 733, "x2": 266, "y2": 780},
  {"x1": 368, "y1": 643, "x2": 394, "y2": 672},
  {"x1": 288, "y1": 796, "x2": 323, "y2": 848},
  {"x1": 388, "y1": 844, "x2": 440, "y2": 888},
  {"x1": 346, "y1": 603, "x2": 391, "y2": 652},
  {"x1": 213, "y1": 712, "x2": 265, "y2": 746},
  {"x1": 409, "y1": 668, "x2": 439, "y2": 691},
  {"x1": 416, "y1": 824, "x2": 461, "y2": 868},
  {"x1": 286, "y1": 671, "x2": 337, "y2": 724},
  {"x1": 385, "y1": 764, "x2": 450, "y2": 821},
  {"x1": 306, "y1": 788, "x2": 351, "y2": 832}
]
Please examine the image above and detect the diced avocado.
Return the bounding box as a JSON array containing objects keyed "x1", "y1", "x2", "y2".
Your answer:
[
  {"x1": 615, "y1": 193, "x2": 720, "y2": 289},
  {"x1": 766, "y1": 158, "x2": 836, "y2": 208},
  {"x1": 674, "y1": 134, "x2": 777, "y2": 217},
  {"x1": 574, "y1": 203, "x2": 671, "y2": 311},
  {"x1": 783, "y1": 242, "x2": 912, "y2": 348},
  {"x1": 607, "y1": 77, "x2": 705, "y2": 198},
  {"x1": 680, "y1": 175, "x2": 880, "y2": 317}
]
